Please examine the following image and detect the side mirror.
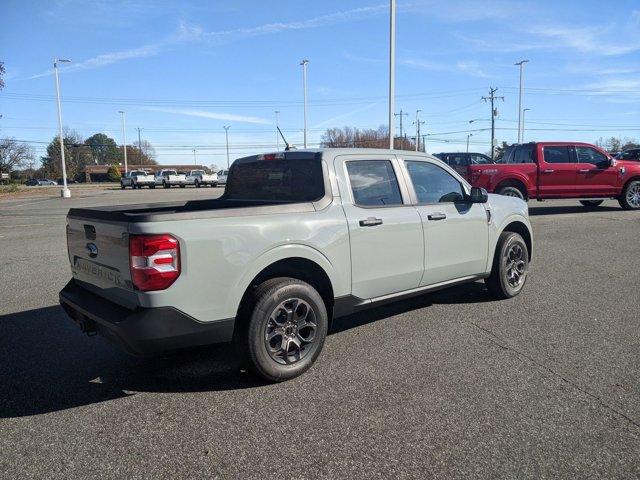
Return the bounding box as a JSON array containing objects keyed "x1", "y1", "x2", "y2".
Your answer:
[{"x1": 468, "y1": 186, "x2": 488, "y2": 203}]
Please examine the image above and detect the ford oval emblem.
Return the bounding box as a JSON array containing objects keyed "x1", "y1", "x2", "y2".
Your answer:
[{"x1": 86, "y1": 243, "x2": 98, "y2": 258}]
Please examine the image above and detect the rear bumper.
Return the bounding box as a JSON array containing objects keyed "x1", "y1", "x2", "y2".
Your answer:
[{"x1": 59, "y1": 280, "x2": 235, "y2": 355}]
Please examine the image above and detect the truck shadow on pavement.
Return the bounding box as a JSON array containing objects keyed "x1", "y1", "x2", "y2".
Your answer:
[
  {"x1": 528, "y1": 205, "x2": 621, "y2": 216},
  {"x1": 0, "y1": 282, "x2": 491, "y2": 418}
]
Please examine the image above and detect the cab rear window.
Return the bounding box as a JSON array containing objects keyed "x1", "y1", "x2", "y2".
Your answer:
[{"x1": 225, "y1": 158, "x2": 324, "y2": 202}]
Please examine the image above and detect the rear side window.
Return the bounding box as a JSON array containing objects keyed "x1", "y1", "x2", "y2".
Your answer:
[
  {"x1": 543, "y1": 146, "x2": 572, "y2": 164},
  {"x1": 346, "y1": 160, "x2": 403, "y2": 206},
  {"x1": 405, "y1": 161, "x2": 465, "y2": 204},
  {"x1": 225, "y1": 158, "x2": 324, "y2": 202},
  {"x1": 511, "y1": 145, "x2": 535, "y2": 164}
]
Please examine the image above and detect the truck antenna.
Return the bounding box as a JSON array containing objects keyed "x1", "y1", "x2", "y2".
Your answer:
[{"x1": 277, "y1": 126, "x2": 295, "y2": 150}]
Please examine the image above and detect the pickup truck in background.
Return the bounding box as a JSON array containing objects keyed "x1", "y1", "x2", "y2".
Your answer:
[
  {"x1": 468, "y1": 142, "x2": 640, "y2": 210},
  {"x1": 155, "y1": 169, "x2": 187, "y2": 188},
  {"x1": 216, "y1": 169, "x2": 229, "y2": 185},
  {"x1": 60, "y1": 149, "x2": 533, "y2": 382},
  {"x1": 185, "y1": 169, "x2": 218, "y2": 188},
  {"x1": 434, "y1": 152, "x2": 494, "y2": 179},
  {"x1": 121, "y1": 170, "x2": 156, "y2": 189}
]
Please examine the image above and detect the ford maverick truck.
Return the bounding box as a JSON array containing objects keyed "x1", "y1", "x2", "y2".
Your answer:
[
  {"x1": 120, "y1": 170, "x2": 155, "y2": 189},
  {"x1": 155, "y1": 169, "x2": 187, "y2": 188},
  {"x1": 185, "y1": 169, "x2": 218, "y2": 188},
  {"x1": 60, "y1": 149, "x2": 533, "y2": 381},
  {"x1": 468, "y1": 142, "x2": 640, "y2": 209}
]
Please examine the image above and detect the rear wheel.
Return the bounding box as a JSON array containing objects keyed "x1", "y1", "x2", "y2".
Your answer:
[
  {"x1": 579, "y1": 200, "x2": 604, "y2": 208},
  {"x1": 241, "y1": 278, "x2": 328, "y2": 382},
  {"x1": 195, "y1": 180, "x2": 200, "y2": 188},
  {"x1": 180, "y1": 184, "x2": 186, "y2": 188},
  {"x1": 618, "y1": 180, "x2": 640, "y2": 210},
  {"x1": 497, "y1": 185, "x2": 526, "y2": 200},
  {"x1": 149, "y1": 184, "x2": 155, "y2": 189},
  {"x1": 485, "y1": 231, "x2": 529, "y2": 299},
  {"x1": 163, "y1": 181, "x2": 169, "y2": 189},
  {"x1": 120, "y1": 182, "x2": 125, "y2": 189}
]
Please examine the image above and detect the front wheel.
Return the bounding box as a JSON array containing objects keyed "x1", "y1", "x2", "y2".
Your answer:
[
  {"x1": 195, "y1": 180, "x2": 200, "y2": 188},
  {"x1": 485, "y1": 231, "x2": 529, "y2": 299},
  {"x1": 149, "y1": 184, "x2": 155, "y2": 189},
  {"x1": 120, "y1": 182, "x2": 125, "y2": 190},
  {"x1": 179, "y1": 184, "x2": 186, "y2": 188},
  {"x1": 243, "y1": 278, "x2": 328, "y2": 382},
  {"x1": 579, "y1": 200, "x2": 604, "y2": 208},
  {"x1": 619, "y1": 180, "x2": 640, "y2": 210},
  {"x1": 163, "y1": 181, "x2": 169, "y2": 189}
]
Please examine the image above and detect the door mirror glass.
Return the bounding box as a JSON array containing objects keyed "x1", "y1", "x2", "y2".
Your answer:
[{"x1": 468, "y1": 186, "x2": 488, "y2": 203}]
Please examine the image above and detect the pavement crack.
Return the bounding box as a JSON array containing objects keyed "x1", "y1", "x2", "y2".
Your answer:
[{"x1": 467, "y1": 320, "x2": 640, "y2": 432}]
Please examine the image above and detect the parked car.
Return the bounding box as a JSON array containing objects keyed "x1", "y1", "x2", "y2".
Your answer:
[
  {"x1": 60, "y1": 149, "x2": 532, "y2": 382},
  {"x1": 121, "y1": 170, "x2": 156, "y2": 189},
  {"x1": 185, "y1": 169, "x2": 218, "y2": 188},
  {"x1": 155, "y1": 169, "x2": 187, "y2": 188},
  {"x1": 26, "y1": 178, "x2": 57, "y2": 186},
  {"x1": 468, "y1": 142, "x2": 640, "y2": 210},
  {"x1": 216, "y1": 169, "x2": 229, "y2": 185},
  {"x1": 434, "y1": 152, "x2": 493, "y2": 180},
  {"x1": 617, "y1": 149, "x2": 640, "y2": 161}
]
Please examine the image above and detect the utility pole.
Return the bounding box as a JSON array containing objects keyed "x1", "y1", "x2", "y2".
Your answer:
[
  {"x1": 300, "y1": 59, "x2": 309, "y2": 148},
  {"x1": 522, "y1": 108, "x2": 531, "y2": 142},
  {"x1": 413, "y1": 110, "x2": 425, "y2": 151},
  {"x1": 274, "y1": 110, "x2": 280, "y2": 151},
  {"x1": 394, "y1": 109, "x2": 408, "y2": 141},
  {"x1": 118, "y1": 110, "x2": 128, "y2": 174},
  {"x1": 482, "y1": 87, "x2": 504, "y2": 160},
  {"x1": 515, "y1": 60, "x2": 529, "y2": 143},
  {"x1": 421, "y1": 135, "x2": 427, "y2": 153},
  {"x1": 53, "y1": 58, "x2": 71, "y2": 198},
  {"x1": 223, "y1": 126, "x2": 230, "y2": 168},
  {"x1": 466, "y1": 133, "x2": 473, "y2": 153},
  {"x1": 136, "y1": 127, "x2": 143, "y2": 163},
  {"x1": 388, "y1": 0, "x2": 396, "y2": 149}
]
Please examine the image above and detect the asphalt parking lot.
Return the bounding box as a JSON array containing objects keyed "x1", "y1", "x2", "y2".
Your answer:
[{"x1": 1, "y1": 187, "x2": 638, "y2": 479}]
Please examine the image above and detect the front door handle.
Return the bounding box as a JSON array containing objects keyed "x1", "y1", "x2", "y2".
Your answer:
[
  {"x1": 359, "y1": 217, "x2": 383, "y2": 227},
  {"x1": 427, "y1": 212, "x2": 447, "y2": 221},
  {"x1": 579, "y1": 169, "x2": 590, "y2": 173},
  {"x1": 542, "y1": 169, "x2": 555, "y2": 173}
]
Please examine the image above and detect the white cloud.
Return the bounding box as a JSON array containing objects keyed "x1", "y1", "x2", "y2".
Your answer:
[
  {"x1": 400, "y1": 57, "x2": 493, "y2": 78},
  {"x1": 142, "y1": 107, "x2": 270, "y2": 124},
  {"x1": 526, "y1": 24, "x2": 640, "y2": 56}
]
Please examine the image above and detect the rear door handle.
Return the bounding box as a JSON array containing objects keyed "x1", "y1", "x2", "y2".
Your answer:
[
  {"x1": 542, "y1": 169, "x2": 555, "y2": 173},
  {"x1": 579, "y1": 169, "x2": 590, "y2": 173},
  {"x1": 359, "y1": 217, "x2": 383, "y2": 227},
  {"x1": 427, "y1": 212, "x2": 447, "y2": 221}
]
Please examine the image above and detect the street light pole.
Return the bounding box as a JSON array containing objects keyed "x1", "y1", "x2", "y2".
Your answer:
[
  {"x1": 53, "y1": 58, "x2": 71, "y2": 198},
  {"x1": 136, "y1": 127, "x2": 143, "y2": 162},
  {"x1": 414, "y1": 110, "x2": 421, "y2": 151},
  {"x1": 192, "y1": 148, "x2": 197, "y2": 166},
  {"x1": 300, "y1": 60, "x2": 309, "y2": 148},
  {"x1": 118, "y1": 111, "x2": 128, "y2": 174},
  {"x1": 275, "y1": 110, "x2": 280, "y2": 151},
  {"x1": 223, "y1": 126, "x2": 230, "y2": 168},
  {"x1": 522, "y1": 108, "x2": 531, "y2": 142},
  {"x1": 515, "y1": 59, "x2": 529, "y2": 143},
  {"x1": 388, "y1": 0, "x2": 396, "y2": 150},
  {"x1": 466, "y1": 133, "x2": 473, "y2": 153}
]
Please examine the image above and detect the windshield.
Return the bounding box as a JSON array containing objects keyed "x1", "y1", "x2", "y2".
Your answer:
[
  {"x1": 225, "y1": 158, "x2": 324, "y2": 202},
  {"x1": 164, "y1": 170, "x2": 177, "y2": 175},
  {"x1": 192, "y1": 170, "x2": 205, "y2": 175}
]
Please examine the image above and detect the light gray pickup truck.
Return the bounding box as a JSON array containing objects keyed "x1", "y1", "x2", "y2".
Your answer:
[{"x1": 60, "y1": 149, "x2": 532, "y2": 381}]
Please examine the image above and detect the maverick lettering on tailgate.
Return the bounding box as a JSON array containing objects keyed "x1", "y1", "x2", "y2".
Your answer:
[{"x1": 73, "y1": 258, "x2": 127, "y2": 288}]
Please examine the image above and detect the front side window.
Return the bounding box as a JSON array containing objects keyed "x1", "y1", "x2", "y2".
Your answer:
[
  {"x1": 576, "y1": 146, "x2": 608, "y2": 167},
  {"x1": 543, "y1": 146, "x2": 572, "y2": 164},
  {"x1": 346, "y1": 160, "x2": 403, "y2": 206},
  {"x1": 446, "y1": 154, "x2": 469, "y2": 167},
  {"x1": 405, "y1": 161, "x2": 465, "y2": 204},
  {"x1": 470, "y1": 154, "x2": 492, "y2": 164}
]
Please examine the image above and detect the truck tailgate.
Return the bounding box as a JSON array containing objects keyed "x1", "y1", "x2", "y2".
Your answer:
[{"x1": 66, "y1": 216, "x2": 136, "y2": 306}]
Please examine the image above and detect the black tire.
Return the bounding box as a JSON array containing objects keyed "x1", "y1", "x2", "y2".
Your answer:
[
  {"x1": 149, "y1": 184, "x2": 155, "y2": 189},
  {"x1": 241, "y1": 278, "x2": 328, "y2": 382},
  {"x1": 195, "y1": 180, "x2": 200, "y2": 188},
  {"x1": 179, "y1": 184, "x2": 186, "y2": 188},
  {"x1": 618, "y1": 180, "x2": 640, "y2": 210},
  {"x1": 163, "y1": 181, "x2": 169, "y2": 189},
  {"x1": 497, "y1": 185, "x2": 526, "y2": 200},
  {"x1": 485, "y1": 231, "x2": 529, "y2": 299},
  {"x1": 579, "y1": 200, "x2": 604, "y2": 208},
  {"x1": 120, "y1": 182, "x2": 125, "y2": 190}
]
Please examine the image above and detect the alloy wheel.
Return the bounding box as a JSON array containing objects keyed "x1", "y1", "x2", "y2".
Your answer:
[{"x1": 265, "y1": 298, "x2": 317, "y2": 365}]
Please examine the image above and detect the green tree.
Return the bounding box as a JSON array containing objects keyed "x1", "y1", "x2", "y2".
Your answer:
[
  {"x1": 107, "y1": 165, "x2": 121, "y2": 182},
  {"x1": 84, "y1": 133, "x2": 120, "y2": 165},
  {"x1": 41, "y1": 130, "x2": 93, "y2": 181}
]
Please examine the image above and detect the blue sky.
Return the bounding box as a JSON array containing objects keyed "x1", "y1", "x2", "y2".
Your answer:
[{"x1": 1, "y1": 0, "x2": 639, "y2": 167}]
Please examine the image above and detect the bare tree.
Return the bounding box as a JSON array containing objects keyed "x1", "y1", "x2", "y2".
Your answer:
[
  {"x1": 320, "y1": 126, "x2": 416, "y2": 150},
  {"x1": 0, "y1": 61, "x2": 5, "y2": 91},
  {"x1": 0, "y1": 138, "x2": 34, "y2": 175}
]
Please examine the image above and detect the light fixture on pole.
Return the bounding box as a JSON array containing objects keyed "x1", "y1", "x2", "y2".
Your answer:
[
  {"x1": 274, "y1": 110, "x2": 280, "y2": 151},
  {"x1": 223, "y1": 126, "x2": 230, "y2": 168},
  {"x1": 388, "y1": 0, "x2": 396, "y2": 150},
  {"x1": 300, "y1": 60, "x2": 309, "y2": 148},
  {"x1": 118, "y1": 111, "x2": 128, "y2": 174},
  {"x1": 514, "y1": 59, "x2": 529, "y2": 143},
  {"x1": 53, "y1": 58, "x2": 71, "y2": 198},
  {"x1": 466, "y1": 133, "x2": 473, "y2": 153},
  {"x1": 522, "y1": 108, "x2": 531, "y2": 142}
]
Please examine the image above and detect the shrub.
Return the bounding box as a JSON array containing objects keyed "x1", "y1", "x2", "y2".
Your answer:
[{"x1": 107, "y1": 165, "x2": 121, "y2": 182}]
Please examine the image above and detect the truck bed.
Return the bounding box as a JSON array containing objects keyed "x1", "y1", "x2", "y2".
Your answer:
[{"x1": 67, "y1": 197, "x2": 323, "y2": 223}]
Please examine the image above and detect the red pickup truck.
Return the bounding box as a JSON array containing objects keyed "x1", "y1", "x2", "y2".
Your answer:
[{"x1": 466, "y1": 142, "x2": 640, "y2": 209}]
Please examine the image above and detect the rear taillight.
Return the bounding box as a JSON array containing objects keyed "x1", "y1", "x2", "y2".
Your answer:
[{"x1": 129, "y1": 234, "x2": 180, "y2": 291}]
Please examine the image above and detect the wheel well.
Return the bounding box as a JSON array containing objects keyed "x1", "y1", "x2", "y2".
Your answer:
[
  {"x1": 236, "y1": 257, "x2": 335, "y2": 325},
  {"x1": 622, "y1": 176, "x2": 640, "y2": 192},
  {"x1": 502, "y1": 221, "x2": 532, "y2": 260},
  {"x1": 495, "y1": 179, "x2": 528, "y2": 199}
]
